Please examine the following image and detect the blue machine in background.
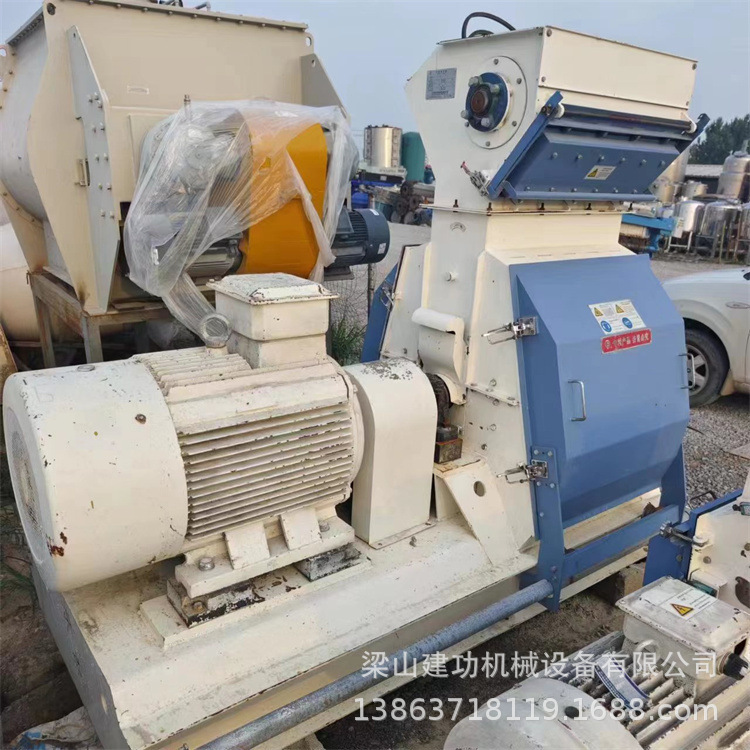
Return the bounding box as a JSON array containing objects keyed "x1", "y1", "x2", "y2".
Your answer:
[{"x1": 621, "y1": 213, "x2": 676, "y2": 256}]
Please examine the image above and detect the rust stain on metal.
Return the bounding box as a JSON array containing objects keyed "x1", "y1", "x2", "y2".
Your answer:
[{"x1": 60, "y1": 531, "x2": 68, "y2": 544}]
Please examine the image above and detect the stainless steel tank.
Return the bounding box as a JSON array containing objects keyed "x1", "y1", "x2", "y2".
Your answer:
[
  {"x1": 651, "y1": 150, "x2": 688, "y2": 203},
  {"x1": 673, "y1": 200, "x2": 705, "y2": 236},
  {"x1": 363, "y1": 126, "x2": 403, "y2": 169},
  {"x1": 681, "y1": 180, "x2": 707, "y2": 199},
  {"x1": 699, "y1": 201, "x2": 740, "y2": 239},
  {"x1": 718, "y1": 152, "x2": 750, "y2": 200}
]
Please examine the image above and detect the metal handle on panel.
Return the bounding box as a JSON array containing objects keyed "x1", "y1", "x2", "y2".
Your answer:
[
  {"x1": 679, "y1": 352, "x2": 694, "y2": 390},
  {"x1": 568, "y1": 379, "x2": 587, "y2": 422}
]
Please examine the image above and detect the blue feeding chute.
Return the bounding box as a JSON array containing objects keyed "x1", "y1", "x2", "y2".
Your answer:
[{"x1": 485, "y1": 92, "x2": 708, "y2": 203}]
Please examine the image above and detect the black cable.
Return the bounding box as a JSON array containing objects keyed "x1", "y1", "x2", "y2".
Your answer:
[{"x1": 461, "y1": 11, "x2": 516, "y2": 38}]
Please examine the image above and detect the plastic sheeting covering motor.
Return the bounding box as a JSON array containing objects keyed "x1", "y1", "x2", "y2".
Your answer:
[{"x1": 124, "y1": 100, "x2": 358, "y2": 336}]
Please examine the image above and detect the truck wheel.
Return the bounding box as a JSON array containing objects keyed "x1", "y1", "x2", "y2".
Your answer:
[{"x1": 685, "y1": 328, "x2": 728, "y2": 407}]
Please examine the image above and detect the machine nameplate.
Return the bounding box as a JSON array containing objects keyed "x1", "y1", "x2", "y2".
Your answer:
[
  {"x1": 426, "y1": 68, "x2": 457, "y2": 100},
  {"x1": 602, "y1": 329, "x2": 652, "y2": 354},
  {"x1": 589, "y1": 298, "x2": 645, "y2": 335}
]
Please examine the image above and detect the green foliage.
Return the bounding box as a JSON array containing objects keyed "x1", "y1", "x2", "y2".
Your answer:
[
  {"x1": 690, "y1": 115, "x2": 750, "y2": 164},
  {"x1": 330, "y1": 317, "x2": 365, "y2": 366}
]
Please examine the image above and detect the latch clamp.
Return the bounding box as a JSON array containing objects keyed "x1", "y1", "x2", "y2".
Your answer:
[
  {"x1": 483, "y1": 316, "x2": 538, "y2": 345},
  {"x1": 504, "y1": 459, "x2": 548, "y2": 484}
]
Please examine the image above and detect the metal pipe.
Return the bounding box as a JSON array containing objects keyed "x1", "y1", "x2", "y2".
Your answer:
[{"x1": 201, "y1": 578, "x2": 554, "y2": 750}]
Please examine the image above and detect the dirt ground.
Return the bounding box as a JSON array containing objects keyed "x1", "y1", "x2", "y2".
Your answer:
[{"x1": 0, "y1": 241, "x2": 747, "y2": 747}]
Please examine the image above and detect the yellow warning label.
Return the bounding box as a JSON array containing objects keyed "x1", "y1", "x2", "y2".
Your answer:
[
  {"x1": 671, "y1": 603, "x2": 693, "y2": 617},
  {"x1": 593, "y1": 307, "x2": 603, "y2": 317},
  {"x1": 615, "y1": 304, "x2": 625, "y2": 313},
  {"x1": 588, "y1": 168, "x2": 599, "y2": 178}
]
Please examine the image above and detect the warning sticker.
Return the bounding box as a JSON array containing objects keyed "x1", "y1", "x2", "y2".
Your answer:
[
  {"x1": 659, "y1": 587, "x2": 717, "y2": 621},
  {"x1": 589, "y1": 299, "x2": 646, "y2": 335},
  {"x1": 585, "y1": 165, "x2": 616, "y2": 180},
  {"x1": 602, "y1": 330, "x2": 652, "y2": 353}
]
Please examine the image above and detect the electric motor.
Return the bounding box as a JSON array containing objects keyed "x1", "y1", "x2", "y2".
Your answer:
[{"x1": 4, "y1": 348, "x2": 363, "y2": 593}]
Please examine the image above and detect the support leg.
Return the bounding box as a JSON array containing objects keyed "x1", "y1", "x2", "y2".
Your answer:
[
  {"x1": 81, "y1": 317, "x2": 104, "y2": 363},
  {"x1": 31, "y1": 293, "x2": 56, "y2": 368}
]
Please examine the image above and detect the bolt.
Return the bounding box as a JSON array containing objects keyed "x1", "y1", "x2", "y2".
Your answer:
[
  {"x1": 703, "y1": 556, "x2": 712, "y2": 564},
  {"x1": 534, "y1": 449, "x2": 540, "y2": 455},
  {"x1": 198, "y1": 556, "x2": 215, "y2": 571},
  {"x1": 745, "y1": 543, "x2": 750, "y2": 552},
  {"x1": 469, "y1": 76, "x2": 480, "y2": 86},
  {"x1": 550, "y1": 482, "x2": 556, "y2": 489},
  {"x1": 550, "y1": 565, "x2": 558, "y2": 573},
  {"x1": 546, "y1": 28, "x2": 552, "y2": 36},
  {"x1": 511, "y1": 121, "x2": 517, "y2": 127},
  {"x1": 640, "y1": 159, "x2": 647, "y2": 165},
  {"x1": 481, "y1": 443, "x2": 487, "y2": 451},
  {"x1": 489, "y1": 379, "x2": 497, "y2": 387},
  {"x1": 541, "y1": 76, "x2": 546, "y2": 83},
  {"x1": 516, "y1": 78, "x2": 522, "y2": 84},
  {"x1": 489, "y1": 424, "x2": 496, "y2": 431},
  {"x1": 551, "y1": 152, "x2": 558, "y2": 159},
  {"x1": 539, "y1": 511, "x2": 545, "y2": 518},
  {"x1": 676, "y1": 555, "x2": 683, "y2": 562},
  {"x1": 192, "y1": 601, "x2": 206, "y2": 613},
  {"x1": 493, "y1": 58, "x2": 499, "y2": 65},
  {"x1": 135, "y1": 413, "x2": 147, "y2": 424},
  {"x1": 547, "y1": 451, "x2": 553, "y2": 457},
  {"x1": 460, "y1": 109, "x2": 470, "y2": 120},
  {"x1": 489, "y1": 84, "x2": 500, "y2": 94},
  {"x1": 576, "y1": 154, "x2": 583, "y2": 160},
  {"x1": 485, "y1": 141, "x2": 491, "y2": 147},
  {"x1": 480, "y1": 117, "x2": 492, "y2": 127},
  {"x1": 99, "y1": 210, "x2": 105, "y2": 217},
  {"x1": 444, "y1": 271, "x2": 457, "y2": 282},
  {"x1": 319, "y1": 521, "x2": 330, "y2": 533}
]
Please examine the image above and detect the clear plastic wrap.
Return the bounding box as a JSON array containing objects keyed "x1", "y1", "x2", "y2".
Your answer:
[{"x1": 124, "y1": 100, "x2": 357, "y2": 336}]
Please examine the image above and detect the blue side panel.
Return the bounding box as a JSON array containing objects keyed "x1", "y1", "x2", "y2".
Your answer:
[
  {"x1": 512, "y1": 254, "x2": 689, "y2": 528},
  {"x1": 361, "y1": 263, "x2": 398, "y2": 362}
]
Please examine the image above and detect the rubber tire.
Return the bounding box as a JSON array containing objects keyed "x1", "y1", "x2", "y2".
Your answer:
[{"x1": 685, "y1": 328, "x2": 728, "y2": 407}]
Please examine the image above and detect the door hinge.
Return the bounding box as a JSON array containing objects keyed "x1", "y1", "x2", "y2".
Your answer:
[
  {"x1": 483, "y1": 316, "x2": 537, "y2": 345},
  {"x1": 76, "y1": 158, "x2": 90, "y2": 187},
  {"x1": 504, "y1": 459, "x2": 548, "y2": 484}
]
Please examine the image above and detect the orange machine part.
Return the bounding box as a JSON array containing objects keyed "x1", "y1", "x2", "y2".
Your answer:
[{"x1": 238, "y1": 124, "x2": 328, "y2": 278}]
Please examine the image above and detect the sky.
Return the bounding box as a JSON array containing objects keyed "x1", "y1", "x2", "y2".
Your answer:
[{"x1": 2, "y1": 0, "x2": 749, "y2": 137}]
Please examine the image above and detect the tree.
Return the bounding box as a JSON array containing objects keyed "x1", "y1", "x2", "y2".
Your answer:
[{"x1": 690, "y1": 115, "x2": 750, "y2": 164}]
